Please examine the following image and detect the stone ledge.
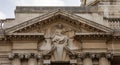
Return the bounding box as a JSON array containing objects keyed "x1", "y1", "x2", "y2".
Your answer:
[{"x1": 15, "y1": 6, "x2": 98, "y2": 13}]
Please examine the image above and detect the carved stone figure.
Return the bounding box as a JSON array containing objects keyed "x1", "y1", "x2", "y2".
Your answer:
[
  {"x1": 39, "y1": 24, "x2": 79, "y2": 61},
  {"x1": 51, "y1": 24, "x2": 69, "y2": 61}
]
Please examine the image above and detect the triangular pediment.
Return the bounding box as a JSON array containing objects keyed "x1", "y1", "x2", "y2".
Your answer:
[{"x1": 5, "y1": 9, "x2": 113, "y2": 33}]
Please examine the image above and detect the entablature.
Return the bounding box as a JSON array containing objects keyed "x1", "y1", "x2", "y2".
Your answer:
[
  {"x1": 75, "y1": 32, "x2": 120, "y2": 40},
  {"x1": 5, "y1": 33, "x2": 44, "y2": 41},
  {"x1": 75, "y1": 32, "x2": 112, "y2": 40}
]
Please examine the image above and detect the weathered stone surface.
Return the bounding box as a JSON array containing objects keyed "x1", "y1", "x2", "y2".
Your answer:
[{"x1": 0, "y1": 0, "x2": 120, "y2": 65}]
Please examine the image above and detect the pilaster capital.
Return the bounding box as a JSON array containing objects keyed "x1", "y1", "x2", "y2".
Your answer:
[
  {"x1": 43, "y1": 55, "x2": 51, "y2": 60},
  {"x1": 8, "y1": 53, "x2": 22, "y2": 60},
  {"x1": 105, "y1": 53, "x2": 113, "y2": 59},
  {"x1": 84, "y1": 53, "x2": 95, "y2": 59},
  {"x1": 77, "y1": 53, "x2": 84, "y2": 59},
  {"x1": 77, "y1": 52, "x2": 113, "y2": 60},
  {"x1": 95, "y1": 53, "x2": 113, "y2": 59},
  {"x1": 8, "y1": 53, "x2": 14, "y2": 60},
  {"x1": 69, "y1": 54, "x2": 77, "y2": 59},
  {"x1": 27, "y1": 53, "x2": 38, "y2": 59},
  {"x1": 37, "y1": 54, "x2": 43, "y2": 60},
  {"x1": 24, "y1": 53, "x2": 31, "y2": 59},
  {"x1": 8, "y1": 53, "x2": 39, "y2": 60},
  {"x1": 19, "y1": 54, "x2": 24, "y2": 59}
]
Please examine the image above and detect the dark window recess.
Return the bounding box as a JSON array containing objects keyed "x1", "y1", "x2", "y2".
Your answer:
[{"x1": 51, "y1": 61, "x2": 70, "y2": 65}]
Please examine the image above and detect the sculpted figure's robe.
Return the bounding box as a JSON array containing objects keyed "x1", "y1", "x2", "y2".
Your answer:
[{"x1": 51, "y1": 29, "x2": 68, "y2": 61}]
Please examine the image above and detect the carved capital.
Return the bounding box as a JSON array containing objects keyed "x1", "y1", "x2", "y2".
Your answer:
[
  {"x1": 8, "y1": 53, "x2": 39, "y2": 60},
  {"x1": 27, "y1": 53, "x2": 37, "y2": 59},
  {"x1": 95, "y1": 53, "x2": 113, "y2": 60},
  {"x1": 8, "y1": 53, "x2": 23, "y2": 60},
  {"x1": 37, "y1": 54, "x2": 43, "y2": 60},
  {"x1": 83, "y1": 53, "x2": 95, "y2": 59},
  {"x1": 8, "y1": 53, "x2": 14, "y2": 60},
  {"x1": 105, "y1": 53, "x2": 113, "y2": 60},
  {"x1": 24, "y1": 53, "x2": 30, "y2": 59},
  {"x1": 19, "y1": 54, "x2": 24, "y2": 59},
  {"x1": 77, "y1": 53, "x2": 113, "y2": 60},
  {"x1": 43, "y1": 55, "x2": 51, "y2": 60},
  {"x1": 77, "y1": 53, "x2": 84, "y2": 59},
  {"x1": 69, "y1": 55, "x2": 77, "y2": 59}
]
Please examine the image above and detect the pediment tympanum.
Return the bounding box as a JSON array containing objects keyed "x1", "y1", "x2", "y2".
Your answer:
[
  {"x1": 39, "y1": 23, "x2": 81, "y2": 61},
  {"x1": 5, "y1": 10, "x2": 112, "y2": 33},
  {"x1": 4, "y1": 10, "x2": 113, "y2": 61}
]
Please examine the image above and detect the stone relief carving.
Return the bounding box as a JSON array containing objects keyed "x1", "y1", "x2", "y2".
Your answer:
[
  {"x1": 50, "y1": 24, "x2": 69, "y2": 61},
  {"x1": 39, "y1": 24, "x2": 80, "y2": 61}
]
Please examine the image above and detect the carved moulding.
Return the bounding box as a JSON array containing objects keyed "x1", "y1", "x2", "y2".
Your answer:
[
  {"x1": 77, "y1": 52, "x2": 113, "y2": 60},
  {"x1": 8, "y1": 53, "x2": 42, "y2": 60}
]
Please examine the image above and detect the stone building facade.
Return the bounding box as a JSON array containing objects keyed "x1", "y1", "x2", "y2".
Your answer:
[{"x1": 0, "y1": 0, "x2": 120, "y2": 65}]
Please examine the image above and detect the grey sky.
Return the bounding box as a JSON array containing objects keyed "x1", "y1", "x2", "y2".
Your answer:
[{"x1": 0, "y1": 0, "x2": 81, "y2": 19}]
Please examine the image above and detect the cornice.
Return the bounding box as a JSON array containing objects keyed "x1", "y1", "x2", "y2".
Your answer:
[
  {"x1": 5, "y1": 33, "x2": 44, "y2": 40},
  {"x1": 75, "y1": 32, "x2": 112, "y2": 40},
  {"x1": 7, "y1": 33, "x2": 44, "y2": 36},
  {"x1": 15, "y1": 6, "x2": 98, "y2": 13},
  {"x1": 5, "y1": 10, "x2": 58, "y2": 33},
  {"x1": 86, "y1": 0, "x2": 100, "y2": 6},
  {"x1": 75, "y1": 32, "x2": 120, "y2": 40},
  {"x1": 5, "y1": 9, "x2": 113, "y2": 33}
]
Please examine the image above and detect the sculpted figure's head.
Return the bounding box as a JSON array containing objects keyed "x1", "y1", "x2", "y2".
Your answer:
[
  {"x1": 57, "y1": 24, "x2": 63, "y2": 29},
  {"x1": 54, "y1": 29, "x2": 63, "y2": 36},
  {"x1": 54, "y1": 24, "x2": 64, "y2": 35}
]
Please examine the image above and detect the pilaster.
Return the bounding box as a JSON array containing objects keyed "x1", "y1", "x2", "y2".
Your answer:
[
  {"x1": 96, "y1": 53, "x2": 113, "y2": 65},
  {"x1": 27, "y1": 53, "x2": 37, "y2": 65},
  {"x1": 38, "y1": 54, "x2": 43, "y2": 65},
  {"x1": 82, "y1": 53, "x2": 94, "y2": 65},
  {"x1": 9, "y1": 53, "x2": 21, "y2": 65}
]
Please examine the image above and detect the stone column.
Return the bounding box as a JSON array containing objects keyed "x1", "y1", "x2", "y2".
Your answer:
[
  {"x1": 43, "y1": 55, "x2": 51, "y2": 65},
  {"x1": 98, "y1": 53, "x2": 112, "y2": 65},
  {"x1": 70, "y1": 55, "x2": 77, "y2": 65},
  {"x1": 99, "y1": 57, "x2": 109, "y2": 65},
  {"x1": 83, "y1": 58, "x2": 92, "y2": 65},
  {"x1": 108, "y1": 60, "x2": 111, "y2": 65},
  {"x1": 77, "y1": 54, "x2": 82, "y2": 65},
  {"x1": 83, "y1": 53, "x2": 93, "y2": 65},
  {"x1": 11, "y1": 53, "x2": 21, "y2": 65},
  {"x1": 28, "y1": 53, "x2": 37, "y2": 65},
  {"x1": 38, "y1": 55, "x2": 43, "y2": 65},
  {"x1": 12, "y1": 58, "x2": 21, "y2": 65}
]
